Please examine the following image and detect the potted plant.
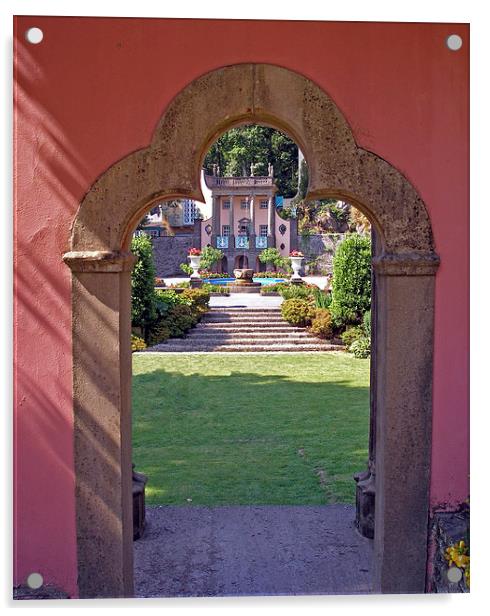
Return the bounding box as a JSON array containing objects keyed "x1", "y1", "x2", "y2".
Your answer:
[
  {"x1": 289, "y1": 250, "x2": 304, "y2": 282},
  {"x1": 188, "y1": 248, "x2": 202, "y2": 279}
]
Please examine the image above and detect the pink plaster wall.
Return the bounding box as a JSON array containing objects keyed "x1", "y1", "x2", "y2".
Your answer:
[{"x1": 14, "y1": 16, "x2": 469, "y2": 595}]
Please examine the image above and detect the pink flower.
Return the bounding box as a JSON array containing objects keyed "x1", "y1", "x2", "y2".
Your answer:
[
  {"x1": 290, "y1": 250, "x2": 304, "y2": 257},
  {"x1": 188, "y1": 248, "x2": 202, "y2": 256}
]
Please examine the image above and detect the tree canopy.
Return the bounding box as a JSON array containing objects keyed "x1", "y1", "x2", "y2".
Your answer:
[{"x1": 203, "y1": 125, "x2": 299, "y2": 197}]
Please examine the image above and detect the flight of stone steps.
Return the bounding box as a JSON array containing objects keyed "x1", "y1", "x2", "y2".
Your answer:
[{"x1": 146, "y1": 307, "x2": 343, "y2": 352}]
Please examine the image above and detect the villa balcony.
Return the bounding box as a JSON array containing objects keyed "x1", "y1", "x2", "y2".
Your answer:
[{"x1": 216, "y1": 235, "x2": 271, "y2": 250}]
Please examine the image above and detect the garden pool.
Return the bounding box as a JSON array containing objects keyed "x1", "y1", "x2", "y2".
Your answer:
[{"x1": 203, "y1": 277, "x2": 285, "y2": 286}]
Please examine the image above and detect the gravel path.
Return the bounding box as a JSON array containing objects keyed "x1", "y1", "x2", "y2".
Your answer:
[{"x1": 134, "y1": 505, "x2": 373, "y2": 598}]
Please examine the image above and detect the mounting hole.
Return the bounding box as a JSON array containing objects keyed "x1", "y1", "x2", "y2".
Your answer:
[
  {"x1": 25, "y1": 27, "x2": 44, "y2": 45},
  {"x1": 26, "y1": 572, "x2": 44, "y2": 589},
  {"x1": 446, "y1": 566, "x2": 463, "y2": 583},
  {"x1": 446, "y1": 34, "x2": 463, "y2": 51}
]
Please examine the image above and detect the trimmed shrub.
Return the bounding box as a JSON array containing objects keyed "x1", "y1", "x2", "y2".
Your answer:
[
  {"x1": 349, "y1": 336, "x2": 371, "y2": 359},
  {"x1": 281, "y1": 298, "x2": 315, "y2": 327},
  {"x1": 131, "y1": 235, "x2": 157, "y2": 338},
  {"x1": 165, "y1": 304, "x2": 198, "y2": 337},
  {"x1": 181, "y1": 288, "x2": 210, "y2": 312},
  {"x1": 341, "y1": 325, "x2": 364, "y2": 347},
  {"x1": 131, "y1": 334, "x2": 147, "y2": 352},
  {"x1": 147, "y1": 323, "x2": 171, "y2": 346},
  {"x1": 310, "y1": 308, "x2": 333, "y2": 339},
  {"x1": 330, "y1": 234, "x2": 371, "y2": 327}
]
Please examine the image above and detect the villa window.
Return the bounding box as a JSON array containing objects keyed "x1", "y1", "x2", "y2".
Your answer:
[
  {"x1": 240, "y1": 199, "x2": 249, "y2": 209},
  {"x1": 259, "y1": 225, "x2": 268, "y2": 237},
  {"x1": 222, "y1": 200, "x2": 231, "y2": 209},
  {"x1": 222, "y1": 225, "x2": 230, "y2": 236},
  {"x1": 260, "y1": 199, "x2": 268, "y2": 209}
]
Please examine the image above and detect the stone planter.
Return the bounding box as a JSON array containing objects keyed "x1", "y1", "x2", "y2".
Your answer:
[
  {"x1": 189, "y1": 255, "x2": 201, "y2": 279},
  {"x1": 290, "y1": 256, "x2": 304, "y2": 283}
]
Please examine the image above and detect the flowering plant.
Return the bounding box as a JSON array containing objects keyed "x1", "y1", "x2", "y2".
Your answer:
[
  {"x1": 445, "y1": 540, "x2": 470, "y2": 588},
  {"x1": 290, "y1": 250, "x2": 304, "y2": 257},
  {"x1": 188, "y1": 248, "x2": 202, "y2": 256}
]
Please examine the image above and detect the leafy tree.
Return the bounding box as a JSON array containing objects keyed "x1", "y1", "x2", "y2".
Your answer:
[
  {"x1": 330, "y1": 235, "x2": 372, "y2": 327},
  {"x1": 204, "y1": 125, "x2": 299, "y2": 197},
  {"x1": 131, "y1": 235, "x2": 157, "y2": 340}
]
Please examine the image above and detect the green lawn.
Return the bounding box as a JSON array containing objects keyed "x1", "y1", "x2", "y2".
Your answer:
[{"x1": 132, "y1": 352, "x2": 370, "y2": 505}]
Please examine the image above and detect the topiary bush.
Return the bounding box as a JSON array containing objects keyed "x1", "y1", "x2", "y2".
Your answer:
[
  {"x1": 131, "y1": 235, "x2": 157, "y2": 340},
  {"x1": 310, "y1": 308, "x2": 333, "y2": 339},
  {"x1": 181, "y1": 288, "x2": 210, "y2": 313},
  {"x1": 329, "y1": 234, "x2": 371, "y2": 327},
  {"x1": 280, "y1": 283, "x2": 317, "y2": 300},
  {"x1": 281, "y1": 298, "x2": 315, "y2": 327},
  {"x1": 147, "y1": 323, "x2": 171, "y2": 346}
]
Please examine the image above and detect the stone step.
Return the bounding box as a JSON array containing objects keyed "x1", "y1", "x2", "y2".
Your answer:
[
  {"x1": 209, "y1": 308, "x2": 282, "y2": 313},
  {"x1": 202, "y1": 316, "x2": 286, "y2": 323},
  {"x1": 195, "y1": 324, "x2": 300, "y2": 331},
  {"x1": 186, "y1": 335, "x2": 321, "y2": 343},
  {"x1": 187, "y1": 331, "x2": 317, "y2": 339},
  {"x1": 145, "y1": 343, "x2": 340, "y2": 353},
  {"x1": 195, "y1": 323, "x2": 302, "y2": 331}
]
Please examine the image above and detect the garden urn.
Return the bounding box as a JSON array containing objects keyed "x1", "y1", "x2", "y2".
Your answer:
[
  {"x1": 189, "y1": 255, "x2": 201, "y2": 279},
  {"x1": 290, "y1": 256, "x2": 304, "y2": 282}
]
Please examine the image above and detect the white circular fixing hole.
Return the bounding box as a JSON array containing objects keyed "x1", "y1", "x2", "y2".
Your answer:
[
  {"x1": 446, "y1": 34, "x2": 463, "y2": 51},
  {"x1": 26, "y1": 572, "x2": 44, "y2": 589},
  {"x1": 446, "y1": 566, "x2": 463, "y2": 583},
  {"x1": 25, "y1": 27, "x2": 44, "y2": 45}
]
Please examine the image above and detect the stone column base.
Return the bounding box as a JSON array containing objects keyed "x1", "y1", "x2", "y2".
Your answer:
[{"x1": 354, "y1": 468, "x2": 375, "y2": 539}]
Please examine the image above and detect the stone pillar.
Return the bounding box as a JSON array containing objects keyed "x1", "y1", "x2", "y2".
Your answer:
[
  {"x1": 211, "y1": 195, "x2": 220, "y2": 247},
  {"x1": 249, "y1": 194, "x2": 256, "y2": 244},
  {"x1": 267, "y1": 195, "x2": 276, "y2": 248},
  {"x1": 372, "y1": 253, "x2": 439, "y2": 594},
  {"x1": 229, "y1": 195, "x2": 235, "y2": 249},
  {"x1": 354, "y1": 227, "x2": 378, "y2": 539},
  {"x1": 63, "y1": 250, "x2": 136, "y2": 599}
]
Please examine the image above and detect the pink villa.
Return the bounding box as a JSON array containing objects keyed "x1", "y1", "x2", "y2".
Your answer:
[{"x1": 200, "y1": 168, "x2": 294, "y2": 272}]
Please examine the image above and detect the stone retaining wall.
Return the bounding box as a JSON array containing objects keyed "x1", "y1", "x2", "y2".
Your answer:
[
  {"x1": 152, "y1": 222, "x2": 201, "y2": 276},
  {"x1": 298, "y1": 233, "x2": 347, "y2": 275}
]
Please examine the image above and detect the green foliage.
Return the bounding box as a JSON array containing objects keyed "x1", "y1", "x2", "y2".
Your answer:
[
  {"x1": 330, "y1": 235, "x2": 372, "y2": 327},
  {"x1": 280, "y1": 284, "x2": 316, "y2": 300},
  {"x1": 349, "y1": 337, "x2": 371, "y2": 359},
  {"x1": 200, "y1": 246, "x2": 223, "y2": 271},
  {"x1": 253, "y1": 270, "x2": 288, "y2": 279},
  {"x1": 281, "y1": 298, "x2": 315, "y2": 327},
  {"x1": 147, "y1": 323, "x2": 171, "y2": 346},
  {"x1": 341, "y1": 325, "x2": 364, "y2": 347},
  {"x1": 203, "y1": 125, "x2": 299, "y2": 197},
  {"x1": 147, "y1": 287, "x2": 211, "y2": 344},
  {"x1": 131, "y1": 235, "x2": 157, "y2": 335},
  {"x1": 181, "y1": 288, "x2": 210, "y2": 312},
  {"x1": 258, "y1": 248, "x2": 289, "y2": 271},
  {"x1": 180, "y1": 263, "x2": 193, "y2": 275},
  {"x1": 312, "y1": 287, "x2": 332, "y2": 309},
  {"x1": 310, "y1": 308, "x2": 333, "y2": 339},
  {"x1": 131, "y1": 334, "x2": 147, "y2": 352},
  {"x1": 202, "y1": 283, "x2": 229, "y2": 294}
]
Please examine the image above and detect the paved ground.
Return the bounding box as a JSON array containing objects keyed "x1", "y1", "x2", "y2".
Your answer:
[
  {"x1": 134, "y1": 505, "x2": 373, "y2": 598},
  {"x1": 209, "y1": 293, "x2": 283, "y2": 308}
]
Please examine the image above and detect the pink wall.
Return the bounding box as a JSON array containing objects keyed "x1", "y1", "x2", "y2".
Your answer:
[{"x1": 14, "y1": 16, "x2": 468, "y2": 594}]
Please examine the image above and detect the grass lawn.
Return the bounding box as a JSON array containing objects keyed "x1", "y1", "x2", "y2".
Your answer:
[{"x1": 132, "y1": 352, "x2": 370, "y2": 506}]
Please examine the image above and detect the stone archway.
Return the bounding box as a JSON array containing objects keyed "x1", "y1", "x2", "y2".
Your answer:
[{"x1": 63, "y1": 63, "x2": 439, "y2": 598}]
